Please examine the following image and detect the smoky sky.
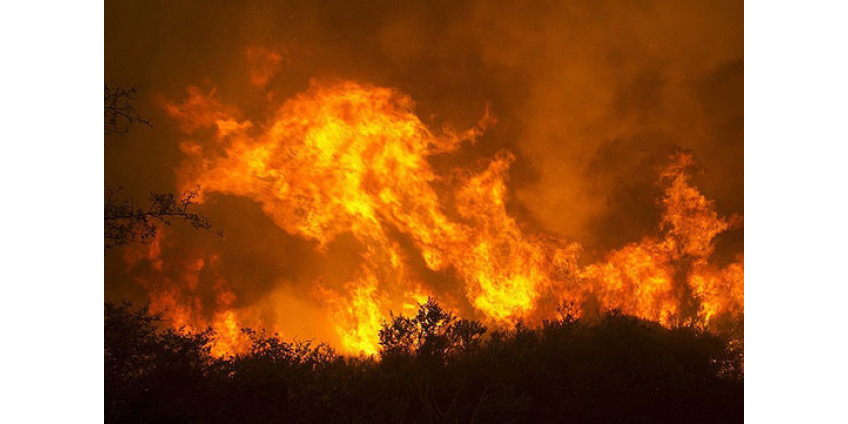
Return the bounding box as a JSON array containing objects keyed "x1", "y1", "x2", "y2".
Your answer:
[{"x1": 105, "y1": 0, "x2": 742, "y2": 330}]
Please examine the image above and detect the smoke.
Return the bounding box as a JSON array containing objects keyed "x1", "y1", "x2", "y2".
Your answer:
[{"x1": 105, "y1": 0, "x2": 743, "y2": 353}]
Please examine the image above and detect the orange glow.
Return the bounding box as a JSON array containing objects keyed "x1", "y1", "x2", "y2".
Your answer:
[
  {"x1": 576, "y1": 154, "x2": 743, "y2": 326},
  {"x1": 126, "y1": 77, "x2": 743, "y2": 356}
]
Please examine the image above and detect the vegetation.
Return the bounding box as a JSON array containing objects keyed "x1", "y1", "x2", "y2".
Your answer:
[
  {"x1": 104, "y1": 187, "x2": 220, "y2": 249},
  {"x1": 104, "y1": 85, "x2": 219, "y2": 250},
  {"x1": 104, "y1": 84, "x2": 151, "y2": 136},
  {"x1": 105, "y1": 300, "x2": 743, "y2": 423}
]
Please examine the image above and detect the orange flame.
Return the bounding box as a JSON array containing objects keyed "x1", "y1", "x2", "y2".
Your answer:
[
  {"x1": 577, "y1": 154, "x2": 743, "y2": 325},
  {"x1": 131, "y1": 73, "x2": 743, "y2": 356}
]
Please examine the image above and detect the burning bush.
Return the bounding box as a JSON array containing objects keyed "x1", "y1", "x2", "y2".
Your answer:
[{"x1": 105, "y1": 300, "x2": 742, "y2": 423}]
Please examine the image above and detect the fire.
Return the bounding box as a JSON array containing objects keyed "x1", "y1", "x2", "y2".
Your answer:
[
  {"x1": 576, "y1": 154, "x2": 743, "y2": 326},
  {"x1": 126, "y1": 67, "x2": 742, "y2": 356},
  {"x1": 124, "y1": 231, "x2": 251, "y2": 356},
  {"x1": 325, "y1": 275, "x2": 384, "y2": 356}
]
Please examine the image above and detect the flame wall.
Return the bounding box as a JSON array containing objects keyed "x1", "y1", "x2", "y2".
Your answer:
[{"x1": 106, "y1": 0, "x2": 743, "y2": 356}]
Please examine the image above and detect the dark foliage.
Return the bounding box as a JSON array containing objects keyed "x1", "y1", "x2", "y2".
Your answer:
[
  {"x1": 104, "y1": 85, "x2": 220, "y2": 251},
  {"x1": 379, "y1": 298, "x2": 487, "y2": 361},
  {"x1": 104, "y1": 187, "x2": 221, "y2": 249},
  {"x1": 105, "y1": 301, "x2": 743, "y2": 424},
  {"x1": 104, "y1": 84, "x2": 152, "y2": 136}
]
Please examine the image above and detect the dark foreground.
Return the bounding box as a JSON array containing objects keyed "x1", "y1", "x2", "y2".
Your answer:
[{"x1": 105, "y1": 301, "x2": 743, "y2": 423}]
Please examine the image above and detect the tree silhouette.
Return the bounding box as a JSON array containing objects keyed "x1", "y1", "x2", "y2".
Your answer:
[
  {"x1": 104, "y1": 84, "x2": 151, "y2": 136},
  {"x1": 379, "y1": 298, "x2": 487, "y2": 360},
  {"x1": 104, "y1": 84, "x2": 220, "y2": 250},
  {"x1": 104, "y1": 187, "x2": 220, "y2": 249},
  {"x1": 105, "y1": 300, "x2": 742, "y2": 424}
]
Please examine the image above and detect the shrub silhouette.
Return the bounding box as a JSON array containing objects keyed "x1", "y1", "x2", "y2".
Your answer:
[
  {"x1": 104, "y1": 303, "x2": 219, "y2": 423},
  {"x1": 105, "y1": 300, "x2": 742, "y2": 423},
  {"x1": 379, "y1": 298, "x2": 487, "y2": 361}
]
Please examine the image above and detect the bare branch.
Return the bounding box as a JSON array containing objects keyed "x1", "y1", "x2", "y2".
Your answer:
[
  {"x1": 105, "y1": 84, "x2": 152, "y2": 136},
  {"x1": 104, "y1": 187, "x2": 222, "y2": 249}
]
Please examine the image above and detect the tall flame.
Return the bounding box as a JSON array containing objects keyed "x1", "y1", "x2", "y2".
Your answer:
[
  {"x1": 577, "y1": 154, "x2": 743, "y2": 326},
  {"x1": 127, "y1": 77, "x2": 743, "y2": 356}
]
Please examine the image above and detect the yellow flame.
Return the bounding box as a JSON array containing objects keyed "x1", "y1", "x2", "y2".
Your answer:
[{"x1": 135, "y1": 76, "x2": 745, "y2": 355}]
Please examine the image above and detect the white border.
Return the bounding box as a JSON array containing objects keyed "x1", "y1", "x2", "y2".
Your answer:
[
  {"x1": 0, "y1": 1, "x2": 104, "y2": 421},
  {"x1": 3, "y1": 0, "x2": 848, "y2": 421},
  {"x1": 746, "y1": 0, "x2": 848, "y2": 421}
]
